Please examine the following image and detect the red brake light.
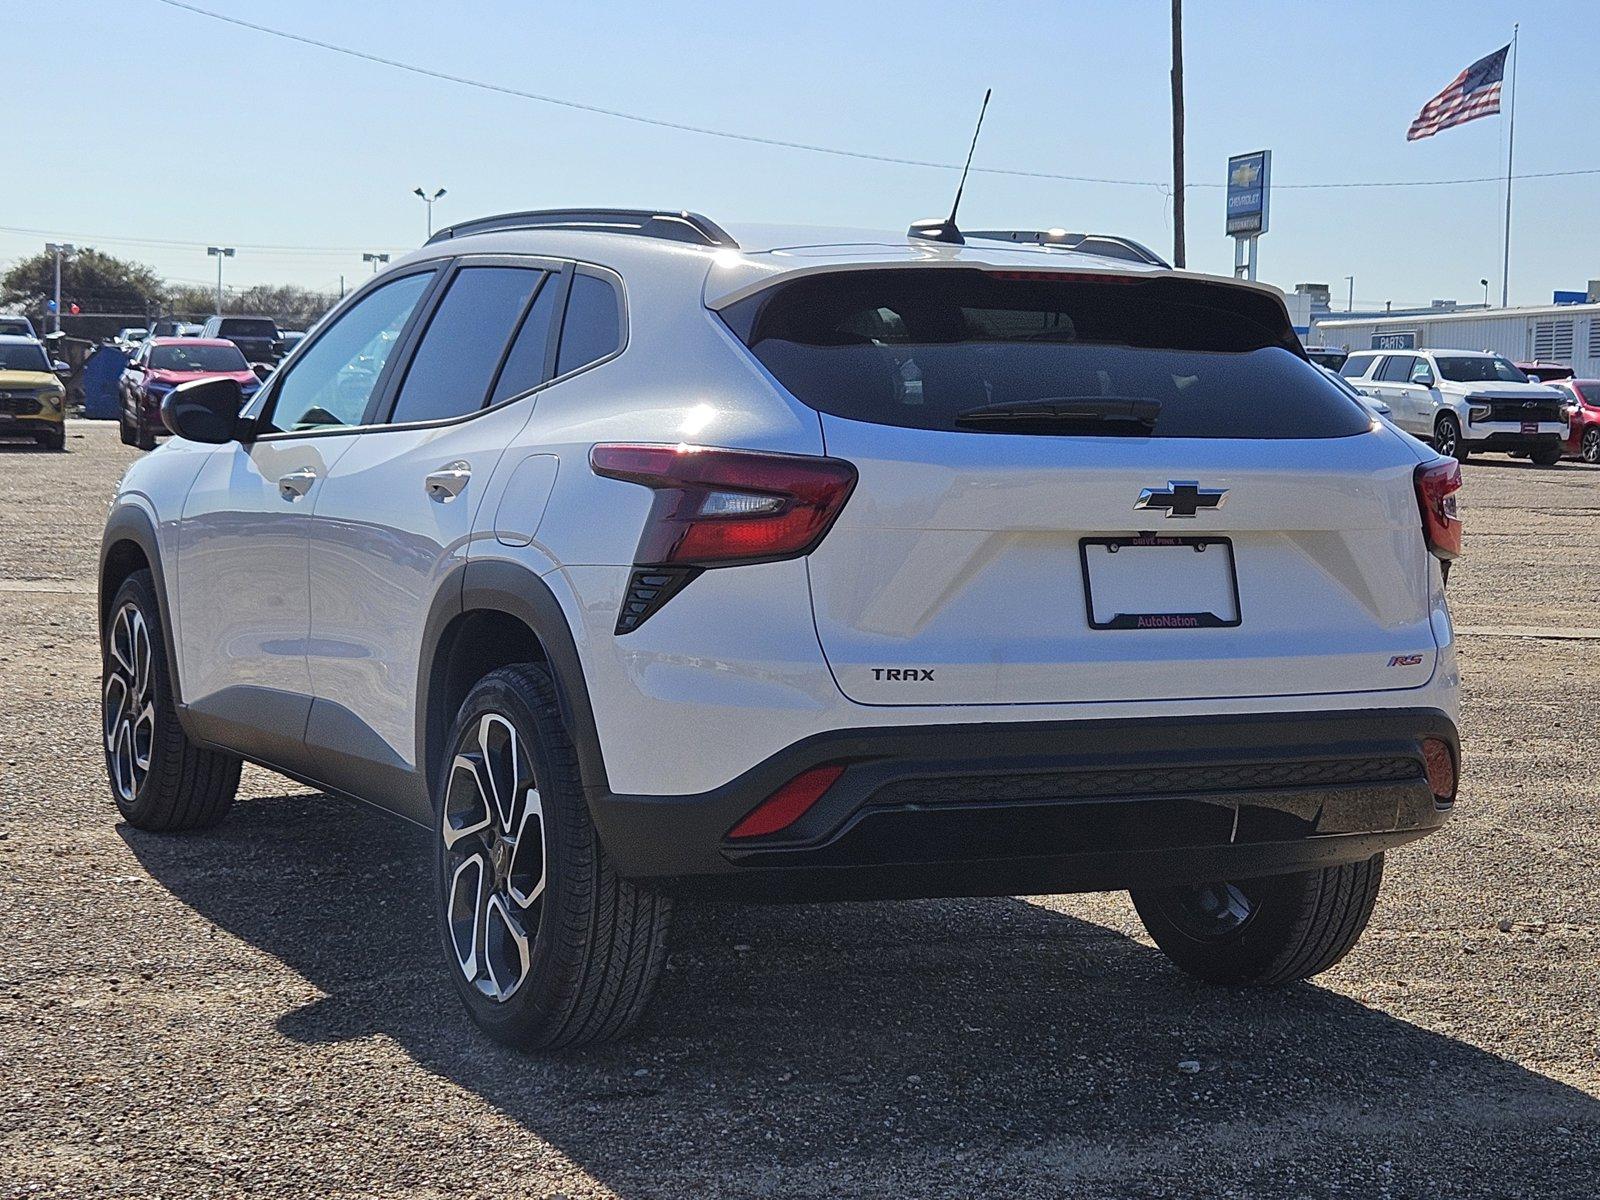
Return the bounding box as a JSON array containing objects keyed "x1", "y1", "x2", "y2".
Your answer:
[
  {"x1": 727, "y1": 764, "x2": 846, "y2": 839},
  {"x1": 590, "y1": 444, "x2": 857, "y2": 566},
  {"x1": 1414, "y1": 459, "x2": 1462, "y2": 560}
]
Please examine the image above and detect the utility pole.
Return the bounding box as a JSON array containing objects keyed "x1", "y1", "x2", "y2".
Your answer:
[
  {"x1": 1170, "y1": 0, "x2": 1185, "y2": 268},
  {"x1": 362, "y1": 252, "x2": 390, "y2": 273},
  {"x1": 413, "y1": 186, "x2": 447, "y2": 238},
  {"x1": 45, "y1": 243, "x2": 75, "y2": 334},
  {"x1": 207, "y1": 247, "x2": 235, "y2": 315}
]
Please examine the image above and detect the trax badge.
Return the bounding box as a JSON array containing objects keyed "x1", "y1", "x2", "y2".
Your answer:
[{"x1": 1134, "y1": 481, "x2": 1228, "y2": 518}]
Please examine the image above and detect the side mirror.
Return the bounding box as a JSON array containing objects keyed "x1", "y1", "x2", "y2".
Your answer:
[{"x1": 163, "y1": 376, "x2": 244, "y2": 444}]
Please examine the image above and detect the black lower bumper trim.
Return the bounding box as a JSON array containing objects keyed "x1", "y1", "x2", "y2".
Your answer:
[
  {"x1": 591, "y1": 708, "x2": 1457, "y2": 899},
  {"x1": 1468, "y1": 432, "x2": 1562, "y2": 452}
]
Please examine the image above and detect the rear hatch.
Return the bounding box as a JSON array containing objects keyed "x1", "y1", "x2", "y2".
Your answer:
[{"x1": 722, "y1": 267, "x2": 1440, "y2": 706}]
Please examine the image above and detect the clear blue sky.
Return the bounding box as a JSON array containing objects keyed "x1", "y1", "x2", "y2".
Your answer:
[{"x1": 8, "y1": 0, "x2": 1593, "y2": 307}]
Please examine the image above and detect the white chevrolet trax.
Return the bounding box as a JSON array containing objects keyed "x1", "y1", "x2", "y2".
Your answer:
[{"x1": 100, "y1": 210, "x2": 1463, "y2": 1047}]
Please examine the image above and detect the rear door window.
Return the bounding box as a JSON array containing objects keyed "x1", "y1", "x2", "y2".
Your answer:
[
  {"x1": 1376, "y1": 355, "x2": 1415, "y2": 383},
  {"x1": 388, "y1": 266, "x2": 548, "y2": 424},
  {"x1": 1339, "y1": 355, "x2": 1376, "y2": 379},
  {"x1": 723, "y1": 269, "x2": 1369, "y2": 439}
]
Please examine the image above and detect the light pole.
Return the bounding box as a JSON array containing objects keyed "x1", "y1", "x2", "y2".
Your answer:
[
  {"x1": 1481, "y1": 278, "x2": 1490, "y2": 308},
  {"x1": 45, "y1": 243, "x2": 75, "y2": 334},
  {"x1": 362, "y1": 252, "x2": 390, "y2": 274},
  {"x1": 413, "y1": 186, "x2": 446, "y2": 238},
  {"x1": 207, "y1": 247, "x2": 235, "y2": 315},
  {"x1": 1345, "y1": 275, "x2": 1355, "y2": 313}
]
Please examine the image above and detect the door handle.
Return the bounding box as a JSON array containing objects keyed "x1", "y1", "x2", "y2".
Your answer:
[
  {"x1": 425, "y1": 462, "x2": 471, "y2": 501},
  {"x1": 278, "y1": 467, "x2": 317, "y2": 500}
]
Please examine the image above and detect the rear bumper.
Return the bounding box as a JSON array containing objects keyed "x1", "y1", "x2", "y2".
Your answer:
[{"x1": 591, "y1": 707, "x2": 1457, "y2": 900}]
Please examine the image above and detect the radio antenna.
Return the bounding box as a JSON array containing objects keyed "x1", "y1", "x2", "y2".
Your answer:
[{"x1": 909, "y1": 88, "x2": 991, "y2": 245}]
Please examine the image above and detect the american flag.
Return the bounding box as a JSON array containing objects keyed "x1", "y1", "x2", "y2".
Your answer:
[{"x1": 1407, "y1": 45, "x2": 1509, "y2": 141}]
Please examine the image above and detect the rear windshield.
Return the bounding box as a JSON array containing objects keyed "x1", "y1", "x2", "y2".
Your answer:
[
  {"x1": 219, "y1": 319, "x2": 277, "y2": 338},
  {"x1": 0, "y1": 343, "x2": 50, "y2": 372},
  {"x1": 150, "y1": 343, "x2": 247, "y2": 372},
  {"x1": 724, "y1": 270, "x2": 1370, "y2": 438}
]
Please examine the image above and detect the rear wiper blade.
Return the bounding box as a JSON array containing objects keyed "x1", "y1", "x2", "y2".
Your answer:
[{"x1": 954, "y1": 396, "x2": 1161, "y2": 430}]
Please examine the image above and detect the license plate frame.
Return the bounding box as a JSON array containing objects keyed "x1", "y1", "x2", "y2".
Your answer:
[
  {"x1": 1521, "y1": 419, "x2": 1539, "y2": 435},
  {"x1": 1080, "y1": 535, "x2": 1242, "y2": 631}
]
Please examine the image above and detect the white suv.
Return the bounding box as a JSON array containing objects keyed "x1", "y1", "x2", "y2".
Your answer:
[
  {"x1": 1340, "y1": 347, "x2": 1569, "y2": 464},
  {"x1": 100, "y1": 209, "x2": 1463, "y2": 1047}
]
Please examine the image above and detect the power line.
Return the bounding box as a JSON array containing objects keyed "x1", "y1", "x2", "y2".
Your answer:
[{"x1": 154, "y1": 0, "x2": 1600, "y2": 193}]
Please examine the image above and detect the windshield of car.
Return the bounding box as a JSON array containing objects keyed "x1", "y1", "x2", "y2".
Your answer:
[
  {"x1": 149, "y1": 344, "x2": 248, "y2": 372},
  {"x1": 0, "y1": 343, "x2": 51, "y2": 372},
  {"x1": 0, "y1": 319, "x2": 33, "y2": 336},
  {"x1": 1434, "y1": 355, "x2": 1528, "y2": 384},
  {"x1": 219, "y1": 318, "x2": 277, "y2": 339}
]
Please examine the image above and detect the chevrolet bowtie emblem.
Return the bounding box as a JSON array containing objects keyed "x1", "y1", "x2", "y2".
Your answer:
[{"x1": 1134, "y1": 481, "x2": 1228, "y2": 518}]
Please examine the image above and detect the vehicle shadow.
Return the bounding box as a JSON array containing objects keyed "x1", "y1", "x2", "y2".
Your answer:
[{"x1": 122, "y1": 790, "x2": 1599, "y2": 1197}]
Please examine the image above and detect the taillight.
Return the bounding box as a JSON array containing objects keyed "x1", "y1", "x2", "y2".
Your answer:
[
  {"x1": 1414, "y1": 459, "x2": 1462, "y2": 561},
  {"x1": 1421, "y1": 737, "x2": 1458, "y2": 803},
  {"x1": 590, "y1": 444, "x2": 857, "y2": 566},
  {"x1": 727, "y1": 764, "x2": 846, "y2": 839}
]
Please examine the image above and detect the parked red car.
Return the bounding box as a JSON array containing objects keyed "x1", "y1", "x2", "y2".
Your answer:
[
  {"x1": 119, "y1": 337, "x2": 260, "y2": 449},
  {"x1": 1556, "y1": 380, "x2": 1600, "y2": 463}
]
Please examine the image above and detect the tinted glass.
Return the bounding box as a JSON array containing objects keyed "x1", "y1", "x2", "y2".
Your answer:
[
  {"x1": 1338, "y1": 354, "x2": 1375, "y2": 378},
  {"x1": 389, "y1": 267, "x2": 546, "y2": 424},
  {"x1": 729, "y1": 269, "x2": 1369, "y2": 439},
  {"x1": 1435, "y1": 355, "x2": 1528, "y2": 383},
  {"x1": 1409, "y1": 359, "x2": 1435, "y2": 384},
  {"x1": 150, "y1": 343, "x2": 248, "y2": 372},
  {"x1": 0, "y1": 343, "x2": 49, "y2": 372},
  {"x1": 0, "y1": 319, "x2": 33, "y2": 336},
  {"x1": 555, "y1": 273, "x2": 621, "y2": 376},
  {"x1": 1577, "y1": 382, "x2": 1600, "y2": 405},
  {"x1": 1376, "y1": 355, "x2": 1415, "y2": 382},
  {"x1": 264, "y1": 272, "x2": 432, "y2": 433},
  {"x1": 220, "y1": 318, "x2": 277, "y2": 338},
  {"x1": 489, "y1": 274, "x2": 561, "y2": 404}
]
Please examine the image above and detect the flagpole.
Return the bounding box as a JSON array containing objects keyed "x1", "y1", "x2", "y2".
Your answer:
[{"x1": 1500, "y1": 24, "x2": 1518, "y2": 307}]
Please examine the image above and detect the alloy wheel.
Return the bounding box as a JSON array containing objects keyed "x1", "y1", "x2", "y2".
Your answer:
[
  {"x1": 441, "y1": 712, "x2": 547, "y2": 1003},
  {"x1": 103, "y1": 602, "x2": 156, "y2": 803},
  {"x1": 1435, "y1": 418, "x2": 1458, "y2": 457},
  {"x1": 1583, "y1": 428, "x2": 1600, "y2": 465},
  {"x1": 1158, "y1": 880, "x2": 1257, "y2": 941}
]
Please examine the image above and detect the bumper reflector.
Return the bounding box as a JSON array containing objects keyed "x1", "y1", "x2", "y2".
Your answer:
[
  {"x1": 1422, "y1": 737, "x2": 1457, "y2": 802},
  {"x1": 727, "y1": 764, "x2": 847, "y2": 839}
]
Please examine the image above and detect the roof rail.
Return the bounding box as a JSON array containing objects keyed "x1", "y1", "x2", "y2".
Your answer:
[
  {"x1": 963, "y1": 229, "x2": 1170, "y2": 268},
  {"x1": 425, "y1": 208, "x2": 738, "y2": 249}
]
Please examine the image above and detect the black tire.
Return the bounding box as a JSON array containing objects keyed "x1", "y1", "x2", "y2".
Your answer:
[
  {"x1": 118, "y1": 410, "x2": 135, "y2": 445},
  {"x1": 1530, "y1": 444, "x2": 1563, "y2": 467},
  {"x1": 1131, "y1": 855, "x2": 1384, "y2": 986},
  {"x1": 36, "y1": 425, "x2": 65, "y2": 452},
  {"x1": 1433, "y1": 413, "x2": 1467, "y2": 463},
  {"x1": 1583, "y1": 427, "x2": 1600, "y2": 465},
  {"x1": 435, "y1": 663, "x2": 672, "y2": 1049},
  {"x1": 102, "y1": 569, "x2": 241, "y2": 830},
  {"x1": 134, "y1": 414, "x2": 158, "y2": 452}
]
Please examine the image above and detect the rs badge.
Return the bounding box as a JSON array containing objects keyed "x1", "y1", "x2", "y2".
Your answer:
[{"x1": 1387, "y1": 654, "x2": 1424, "y2": 667}]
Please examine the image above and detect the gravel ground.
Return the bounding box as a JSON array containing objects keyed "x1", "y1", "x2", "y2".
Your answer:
[{"x1": 2, "y1": 421, "x2": 1597, "y2": 1199}]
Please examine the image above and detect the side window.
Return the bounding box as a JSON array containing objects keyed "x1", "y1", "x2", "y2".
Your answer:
[
  {"x1": 555, "y1": 272, "x2": 622, "y2": 377},
  {"x1": 488, "y1": 273, "x2": 562, "y2": 405},
  {"x1": 1338, "y1": 355, "x2": 1371, "y2": 379},
  {"x1": 1409, "y1": 358, "x2": 1435, "y2": 386},
  {"x1": 1376, "y1": 355, "x2": 1413, "y2": 383},
  {"x1": 262, "y1": 272, "x2": 433, "y2": 433},
  {"x1": 388, "y1": 266, "x2": 547, "y2": 425}
]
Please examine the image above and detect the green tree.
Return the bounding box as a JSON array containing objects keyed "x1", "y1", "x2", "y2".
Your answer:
[
  {"x1": 0, "y1": 247, "x2": 165, "y2": 324},
  {"x1": 165, "y1": 282, "x2": 336, "y2": 330}
]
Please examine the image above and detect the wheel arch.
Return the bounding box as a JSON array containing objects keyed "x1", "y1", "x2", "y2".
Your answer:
[
  {"x1": 417, "y1": 559, "x2": 611, "y2": 812},
  {"x1": 100, "y1": 504, "x2": 184, "y2": 702}
]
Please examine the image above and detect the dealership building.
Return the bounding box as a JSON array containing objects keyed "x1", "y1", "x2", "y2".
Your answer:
[{"x1": 1312, "y1": 292, "x2": 1600, "y2": 376}]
